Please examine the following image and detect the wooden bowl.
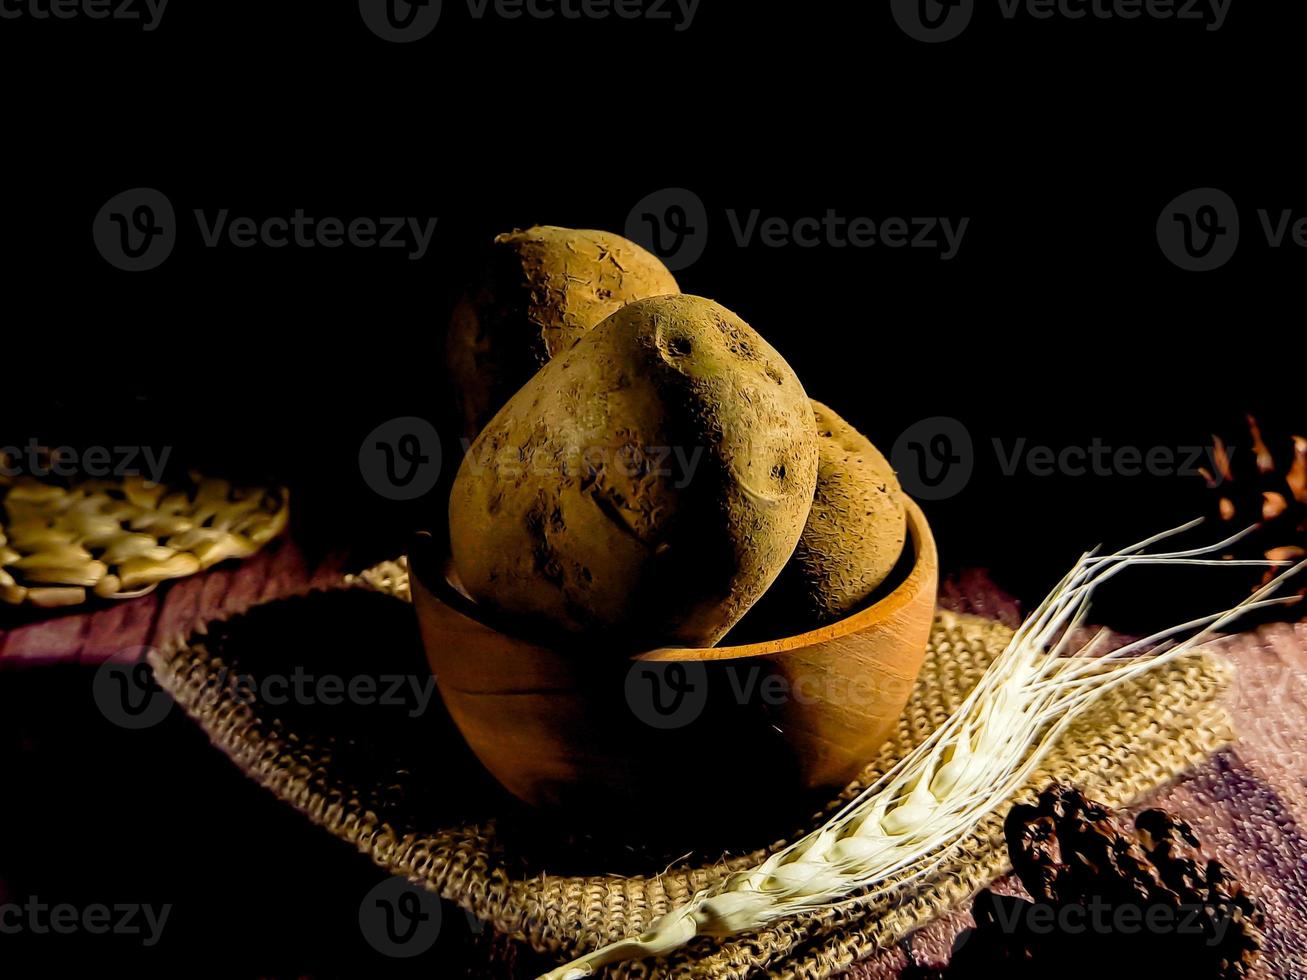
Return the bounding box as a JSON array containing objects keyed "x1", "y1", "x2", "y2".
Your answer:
[{"x1": 411, "y1": 499, "x2": 937, "y2": 826}]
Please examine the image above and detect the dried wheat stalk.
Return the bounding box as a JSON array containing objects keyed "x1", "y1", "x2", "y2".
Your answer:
[{"x1": 539, "y1": 519, "x2": 1303, "y2": 980}]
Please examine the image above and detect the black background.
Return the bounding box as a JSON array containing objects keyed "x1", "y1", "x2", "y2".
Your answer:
[{"x1": 2, "y1": 0, "x2": 1304, "y2": 974}]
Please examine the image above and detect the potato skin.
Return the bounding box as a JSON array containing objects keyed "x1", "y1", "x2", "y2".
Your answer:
[
  {"x1": 448, "y1": 294, "x2": 818, "y2": 648},
  {"x1": 446, "y1": 225, "x2": 679, "y2": 441},
  {"x1": 748, "y1": 401, "x2": 906, "y2": 631}
]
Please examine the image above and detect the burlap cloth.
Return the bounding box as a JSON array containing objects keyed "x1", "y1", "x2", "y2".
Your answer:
[{"x1": 149, "y1": 561, "x2": 1234, "y2": 979}]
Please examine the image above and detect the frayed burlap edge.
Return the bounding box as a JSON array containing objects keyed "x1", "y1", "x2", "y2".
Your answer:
[{"x1": 150, "y1": 561, "x2": 1234, "y2": 980}]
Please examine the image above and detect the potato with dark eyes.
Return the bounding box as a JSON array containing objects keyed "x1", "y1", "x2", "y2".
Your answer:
[
  {"x1": 448, "y1": 294, "x2": 818, "y2": 648},
  {"x1": 445, "y1": 225, "x2": 680, "y2": 441},
  {"x1": 745, "y1": 400, "x2": 906, "y2": 631}
]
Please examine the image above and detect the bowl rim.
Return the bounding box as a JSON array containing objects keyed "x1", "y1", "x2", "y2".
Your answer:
[
  {"x1": 413, "y1": 497, "x2": 936, "y2": 664},
  {"x1": 641, "y1": 497, "x2": 935, "y2": 662}
]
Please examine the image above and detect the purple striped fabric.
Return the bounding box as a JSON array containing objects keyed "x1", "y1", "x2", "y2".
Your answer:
[
  {"x1": 0, "y1": 539, "x2": 348, "y2": 667},
  {"x1": 847, "y1": 577, "x2": 1307, "y2": 979}
]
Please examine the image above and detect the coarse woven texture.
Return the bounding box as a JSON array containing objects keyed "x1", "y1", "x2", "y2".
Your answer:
[{"x1": 150, "y1": 560, "x2": 1234, "y2": 980}]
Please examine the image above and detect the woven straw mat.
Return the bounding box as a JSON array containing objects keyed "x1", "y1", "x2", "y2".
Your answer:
[
  {"x1": 150, "y1": 560, "x2": 1234, "y2": 980},
  {"x1": 0, "y1": 472, "x2": 288, "y2": 608}
]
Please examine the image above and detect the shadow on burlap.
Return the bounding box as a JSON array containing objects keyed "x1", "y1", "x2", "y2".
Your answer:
[{"x1": 151, "y1": 561, "x2": 1232, "y2": 979}]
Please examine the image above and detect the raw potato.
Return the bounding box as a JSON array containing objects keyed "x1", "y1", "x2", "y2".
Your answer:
[
  {"x1": 749, "y1": 401, "x2": 906, "y2": 630},
  {"x1": 446, "y1": 225, "x2": 680, "y2": 440},
  {"x1": 449, "y1": 294, "x2": 818, "y2": 648}
]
